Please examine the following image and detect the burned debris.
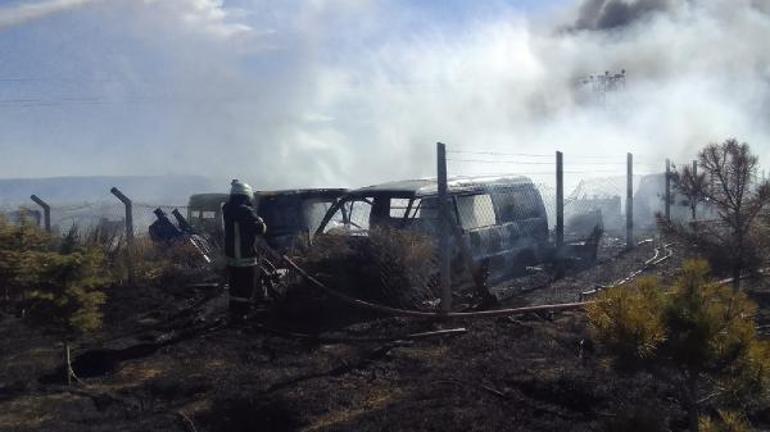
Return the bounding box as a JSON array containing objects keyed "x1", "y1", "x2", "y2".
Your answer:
[{"x1": 6, "y1": 143, "x2": 770, "y2": 432}]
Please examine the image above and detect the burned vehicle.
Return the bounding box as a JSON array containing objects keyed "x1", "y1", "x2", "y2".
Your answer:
[
  {"x1": 314, "y1": 176, "x2": 550, "y2": 287},
  {"x1": 186, "y1": 189, "x2": 347, "y2": 254},
  {"x1": 254, "y1": 188, "x2": 347, "y2": 255},
  {"x1": 186, "y1": 193, "x2": 229, "y2": 242}
]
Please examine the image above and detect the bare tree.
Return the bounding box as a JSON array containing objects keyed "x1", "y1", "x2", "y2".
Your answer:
[
  {"x1": 672, "y1": 162, "x2": 708, "y2": 220},
  {"x1": 669, "y1": 138, "x2": 770, "y2": 290}
]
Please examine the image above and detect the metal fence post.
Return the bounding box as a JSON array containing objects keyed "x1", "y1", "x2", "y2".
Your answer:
[
  {"x1": 555, "y1": 151, "x2": 564, "y2": 278},
  {"x1": 110, "y1": 187, "x2": 133, "y2": 244},
  {"x1": 555, "y1": 151, "x2": 564, "y2": 252},
  {"x1": 30, "y1": 194, "x2": 51, "y2": 232},
  {"x1": 626, "y1": 152, "x2": 634, "y2": 249},
  {"x1": 111, "y1": 187, "x2": 134, "y2": 283},
  {"x1": 436, "y1": 142, "x2": 452, "y2": 314},
  {"x1": 665, "y1": 158, "x2": 671, "y2": 222}
]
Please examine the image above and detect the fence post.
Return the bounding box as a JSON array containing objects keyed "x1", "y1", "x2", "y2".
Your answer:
[
  {"x1": 555, "y1": 151, "x2": 564, "y2": 252},
  {"x1": 555, "y1": 151, "x2": 564, "y2": 277},
  {"x1": 626, "y1": 152, "x2": 634, "y2": 249},
  {"x1": 111, "y1": 187, "x2": 134, "y2": 283},
  {"x1": 30, "y1": 194, "x2": 51, "y2": 232},
  {"x1": 665, "y1": 158, "x2": 671, "y2": 222},
  {"x1": 110, "y1": 187, "x2": 133, "y2": 244},
  {"x1": 436, "y1": 142, "x2": 452, "y2": 315}
]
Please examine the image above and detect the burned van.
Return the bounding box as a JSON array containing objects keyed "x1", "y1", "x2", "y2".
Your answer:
[
  {"x1": 186, "y1": 189, "x2": 347, "y2": 255},
  {"x1": 186, "y1": 193, "x2": 229, "y2": 241},
  {"x1": 255, "y1": 188, "x2": 347, "y2": 254},
  {"x1": 315, "y1": 176, "x2": 549, "y2": 284}
]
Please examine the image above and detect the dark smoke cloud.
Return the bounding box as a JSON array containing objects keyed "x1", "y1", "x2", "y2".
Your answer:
[{"x1": 573, "y1": 0, "x2": 675, "y2": 30}]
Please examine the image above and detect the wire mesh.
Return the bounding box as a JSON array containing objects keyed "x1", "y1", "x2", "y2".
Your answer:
[
  {"x1": 446, "y1": 148, "x2": 669, "y2": 251},
  {"x1": 0, "y1": 148, "x2": 683, "y2": 313}
]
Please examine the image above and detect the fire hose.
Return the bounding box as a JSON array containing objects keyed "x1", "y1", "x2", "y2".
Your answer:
[
  {"x1": 579, "y1": 242, "x2": 673, "y2": 300},
  {"x1": 281, "y1": 255, "x2": 591, "y2": 319}
]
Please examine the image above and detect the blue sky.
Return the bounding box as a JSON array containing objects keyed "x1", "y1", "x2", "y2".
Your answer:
[{"x1": 0, "y1": 0, "x2": 574, "y2": 181}]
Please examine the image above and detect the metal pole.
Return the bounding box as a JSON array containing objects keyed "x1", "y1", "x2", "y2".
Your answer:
[
  {"x1": 555, "y1": 151, "x2": 564, "y2": 253},
  {"x1": 30, "y1": 194, "x2": 51, "y2": 232},
  {"x1": 626, "y1": 153, "x2": 634, "y2": 249},
  {"x1": 555, "y1": 151, "x2": 564, "y2": 279},
  {"x1": 692, "y1": 160, "x2": 698, "y2": 220},
  {"x1": 110, "y1": 187, "x2": 133, "y2": 244},
  {"x1": 665, "y1": 159, "x2": 671, "y2": 222},
  {"x1": 65, "y1": 343, "x2": 72, "y2": 386},
  {"x1": 436, "y1": 142, "x2": 452, "y2": 314}
]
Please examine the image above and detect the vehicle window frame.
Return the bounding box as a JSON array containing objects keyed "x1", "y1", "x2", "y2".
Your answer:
[{"x1": 453, "y1": 192, "x2": 497, "y2": 230}]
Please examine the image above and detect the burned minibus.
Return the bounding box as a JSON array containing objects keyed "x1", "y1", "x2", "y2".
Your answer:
[
  {"x1": 314, "y1": 176, "x2": 550, "y2": 285},
  {"x1": 186, "y1": 189, "x2": 347, "y2": 255},
  {"x1": 186, "y1": 193, "x2": 229, "y2": 241},
  {"x1": 255, "y1": 188, "x2": 347, "y2": 254}
]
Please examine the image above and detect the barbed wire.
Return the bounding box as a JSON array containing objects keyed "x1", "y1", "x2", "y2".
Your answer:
[
  {"x1": 447, "y1": 158, "x2": 556, "y2": 165},
  {"x1": 447, "y1": 148, "x2": 667, "y2": 161}
]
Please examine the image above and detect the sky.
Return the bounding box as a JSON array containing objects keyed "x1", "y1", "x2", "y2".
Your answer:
[{"x1": 0, "y1": 0, "x2": 768, "y2": 191}]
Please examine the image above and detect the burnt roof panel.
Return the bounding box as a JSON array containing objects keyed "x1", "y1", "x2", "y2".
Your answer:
[
  {"x1": 350, "y1": 175, "x2": 534, "y2": 197},
  {"x1": 255, "y1": 188, "x2": 348, "y2": 198}
]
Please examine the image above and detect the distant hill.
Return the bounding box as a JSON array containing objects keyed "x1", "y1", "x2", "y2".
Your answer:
[{"x1": 0, "y1": 175, "x2": 225, "y2": 207}]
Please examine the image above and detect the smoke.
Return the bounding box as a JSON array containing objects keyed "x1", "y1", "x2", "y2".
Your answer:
[
  {"x1": 0, "y1": 0, "x2": 769, "y2": 192},
  {"x1": 572, "y1": 0, "x2": 675, "y2": 30}
]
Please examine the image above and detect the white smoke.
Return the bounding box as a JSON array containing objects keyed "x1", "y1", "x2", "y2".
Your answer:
[{"x1": 0, "y1": 0, "x2": 768, "y2": 191}]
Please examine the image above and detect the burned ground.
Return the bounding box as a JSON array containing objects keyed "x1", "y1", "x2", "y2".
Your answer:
[{"x1": 1, "y1": 239, "x2": 769, "y2": 431}]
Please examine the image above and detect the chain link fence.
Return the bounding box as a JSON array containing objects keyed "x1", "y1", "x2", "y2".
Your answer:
[{"x1": 0, "y1": 147, "x2": 699, "y2": 313}]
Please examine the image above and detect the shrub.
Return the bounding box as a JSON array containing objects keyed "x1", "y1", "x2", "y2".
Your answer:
[
  {"x1": 297, "y1": 226, "x2": 439, "y2": 309},
  {"x1": 0, "y1": 217, "x2": 112, "y2": 335},
  {"x1": 587, "y1": 277, "x2": 667, "y2": 371},
  {"x1": 699, "y1": 410, "x2": 751, "y2": 432},
  {"x1": 587, "y1": 260, "x2": 770, "y2": 431}
]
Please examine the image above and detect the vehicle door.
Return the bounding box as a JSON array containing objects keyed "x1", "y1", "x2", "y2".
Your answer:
[
  {"x1": 489, "y1": 185, "x2": 548, "y2": 266},
  {"x1": 453, "y1": 192, "x2": 503, "y2": 270}
]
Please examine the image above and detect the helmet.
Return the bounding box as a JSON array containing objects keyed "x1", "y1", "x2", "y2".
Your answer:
[{"x1": 230, "y1": 179, "x2": 253, "y2": 197}]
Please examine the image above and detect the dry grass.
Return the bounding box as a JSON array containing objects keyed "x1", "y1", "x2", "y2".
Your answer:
[
  {"x1": 298, "y1": 226, "x2": 439, "y2": 309},
  {"x1": 303, "y1": 387, "x2": 405, "y2": 431}
]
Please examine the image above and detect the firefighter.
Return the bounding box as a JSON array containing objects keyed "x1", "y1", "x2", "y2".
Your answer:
[{"x1": 223, "y1": 179, "x2": 267, "y2": 320}]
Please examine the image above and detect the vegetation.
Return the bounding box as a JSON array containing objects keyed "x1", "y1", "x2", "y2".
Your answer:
[
  {"x1": 588, "y1": 260, "x2": 770, "y2": 431},
  {"x1": 298, "y1": 226, "x2": 438, "y2": 309},
  {"x1": 0, "y1": 217, "x2": 112, "y2": 335},
  {"x1": 672, "y1": 160, "x2": 708, "y2": 220},
  {"x1": 668, "y1": 139, "x2": 770, "y2": 289}
]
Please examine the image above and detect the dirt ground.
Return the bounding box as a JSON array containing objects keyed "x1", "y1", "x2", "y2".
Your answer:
[{"x1": 2, "y1": 238, "x2": 770, "y2": 432}]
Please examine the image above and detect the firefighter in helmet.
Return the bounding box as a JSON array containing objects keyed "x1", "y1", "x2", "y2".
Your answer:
[{"x1": 223, "y1": 179, "x2": 267, "y2": 320}]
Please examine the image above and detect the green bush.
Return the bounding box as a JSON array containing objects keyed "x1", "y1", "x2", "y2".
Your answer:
[
  {"x1": 699, "y1": 410, "x2": 751, "y2": 432},
  {"x1": 587, "y1": 260, "x2": 770, "y2": 431},
  {"x1": 0, "y1": 217, "x2": 111, "y2": 335}
]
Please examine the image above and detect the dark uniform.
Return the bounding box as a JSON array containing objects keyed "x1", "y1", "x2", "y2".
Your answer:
[{"x1": 223, "y1": 190, "x2": 267, "y2": 317}]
